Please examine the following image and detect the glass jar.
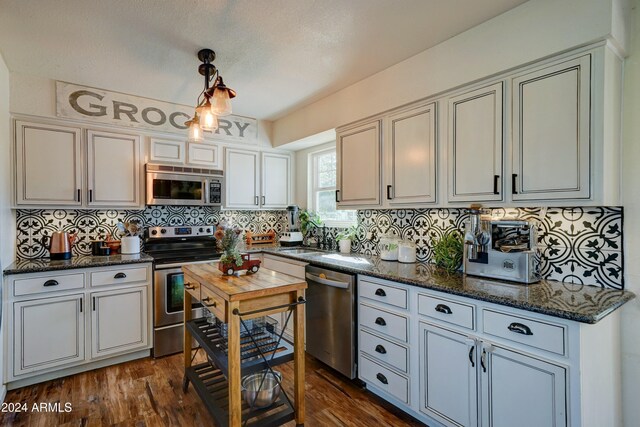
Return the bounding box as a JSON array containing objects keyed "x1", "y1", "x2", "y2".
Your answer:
[
  {"x1": 378, "y1": 234, "x2": 401, "y2": 261},
  {"x1": 398, "y1": 240, "x2": 417, "y2": 263}
]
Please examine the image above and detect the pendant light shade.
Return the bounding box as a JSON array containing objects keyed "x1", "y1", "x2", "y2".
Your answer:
[
  {"x1": 209, "y1": 77, "x2": 236, "y2": 116},
  {"x1": 186, "y1": 115, "x2": 204, "y2": 143},
  {"x1": 196, "y1": 97, "x2": 218, "y2": 131}
]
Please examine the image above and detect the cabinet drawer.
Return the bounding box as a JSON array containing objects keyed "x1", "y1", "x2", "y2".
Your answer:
[
  {"x1": 360, "y1": 303, "x2": 408, "y2": 342},
  {"x1": 200, "y1": 285, "x2": 226, "y2": 322},
  {"x1": 418, "y1": 294, "x2": 474, "y2": 330},
  {"x1": 483, "y1": 309, "x2": 566, "y2": 355},
  {"x1": 91, "y1": 266, "x2": 148, "y2": 287},
  {"x1": 262, "y1": 255, "x2": 306, "y2": 279},
  {"x1": 183, "y1": 275, "x2": 201, "y2": 301},
  {"x1": 360, "y1": 355, "x2": 409, "y2": 404},
  {"x1": 360, "y1": 329, "x2": 408, "y2": 373},
  {"x1": 13, "y1": 273, "x2": 85, "y2": 297},
  {"x1": 359, "y1": 280, "x2": 407, "y2": 309}
]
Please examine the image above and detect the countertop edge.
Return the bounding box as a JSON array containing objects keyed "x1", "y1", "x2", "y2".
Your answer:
[{"x1": 3, "y1": 255, "x2": 155, "y2": 275}]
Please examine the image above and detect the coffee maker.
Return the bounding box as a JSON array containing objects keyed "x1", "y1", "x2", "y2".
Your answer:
[
  {"x1": 463, "y1": 208, "x2": 540, "y2": 284},
  {"x1": 280, "y1": 205, "x2": 304, "y2": 246}
]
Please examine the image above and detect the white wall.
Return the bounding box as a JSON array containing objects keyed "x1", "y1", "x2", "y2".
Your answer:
[
  {"x1": 0, "y1": 51, "x2": 15, "y2": 402},
  {"x1": 9, "y1": 73, "x2": 275, "y2": 148},
  {"x1": 621, "y1": 0, "x2": 640, "y2": 425},
  {"x1": 293, "y1": 141, "x2": 335, "y2": 208},
  {"x1": 272, "y1": 0, "x2": 623, "y2": 146}
]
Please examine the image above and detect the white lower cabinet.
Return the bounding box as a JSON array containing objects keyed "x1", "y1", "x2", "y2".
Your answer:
[
  {"x1": 13, "y1": 294, "x2": 85, "y2": 376},
  {"x1": 481, "y1": 344, "x2": 566, "y2": 427},
  {"x1": 91, "y1": 286, "x2": 148, "y2": 358},
  {"x1": 357, "y1": 274, "x2": 620, "y2": 427},
  {"x1": 4, "y1": 263, "x2": 152, "y2": 387}
]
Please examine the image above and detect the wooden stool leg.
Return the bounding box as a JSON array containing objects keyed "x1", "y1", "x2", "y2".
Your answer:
[
  {"x1": 228, "y1": 302, "x2": 242, "y2": 427},
  {"x1": 294, "y1": 290, "x2": 305, "y2": 424}
]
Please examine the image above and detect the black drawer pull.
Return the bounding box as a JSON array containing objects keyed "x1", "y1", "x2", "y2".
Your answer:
[
  {"x1": 335, "y1": 190, "x2": 340, "y2": 203},
  {"x1": 114, "y1": 272, "x2": 127, "y2": 279},
  {"x1": 493, "y1": 175, "x2": 500, "y2": 195},
  {"x1": 481, "y1": 349, "x2": 487, "y2": 372},
  {"x1": 376, "y1": 373, "x2": 388, "y2": 385},
  {"x1": 435, "y1": 304, "x2": 452, "y2": 315},
  {"x1": 202, "y1": 297, "x2": 217, "y2": 307},
  {"x1": 468, "y1": 346, "x2": 475, "y2": 367},
  {"x1": 374, "y1": 288, "x2": 386, "y2": 297},
  {"x1": 375, "y1": 344, "x2": 387, "y2": 355},
  {"x1": 507, "y1": 322, "x2": 533, "y2": 336},
  {"x1": 512, "y1": 173, "x2": 518, "y2": 194},
  {"x1": 43, "y1": 280, "x2": 59, "y2": 287},
  {"x1": 386, "y1": 185, "x2": 393, "y2": 200},
  {"x1": 374, "y1": 317, "x2": 386, "y2": 326}
]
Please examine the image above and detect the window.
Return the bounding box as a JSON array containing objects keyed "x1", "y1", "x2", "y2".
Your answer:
[{"x1": 308, "y1": 148, "x2": 357, "y2": 227}]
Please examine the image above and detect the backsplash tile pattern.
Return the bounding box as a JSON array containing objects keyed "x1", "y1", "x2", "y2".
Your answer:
[
  {"x1": 16, "y1": 207, "x2": 289, "y2": 259},
  {"x1": 16, "y1": 206, "x2": 623, "y2": 289}
]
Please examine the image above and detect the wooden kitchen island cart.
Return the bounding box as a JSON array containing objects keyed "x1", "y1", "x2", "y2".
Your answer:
[{"x1": 182, "y1": 263, "x2": 307, "y2": 427}]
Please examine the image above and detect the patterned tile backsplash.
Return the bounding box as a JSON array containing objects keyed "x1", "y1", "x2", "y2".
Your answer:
[
  {"x1": 16, "y1": 207, "x2": 289, "y2": 259},
  {"x1": 16, "y1": 206, "x2": 623, "y2": 289}
]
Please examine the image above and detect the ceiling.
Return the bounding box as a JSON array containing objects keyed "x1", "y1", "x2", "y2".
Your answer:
[{"x1": 0, "y1": 0, "x2": 527, "y2": 121}]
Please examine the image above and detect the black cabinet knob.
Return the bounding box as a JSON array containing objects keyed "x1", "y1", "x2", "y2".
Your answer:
[
  {"x1": 374, "y1": 288, "x2": 386, "y2": 297},
  {"x1": 374, "y1": 317, "x2": 387, "y2": 326},
  {"x1": 43, "y1": 280, "x2": 59, "y2": 287},
  {"x1": 375, "y1": 344, "x2": 387, "y2": 354},
  {"x1": 507, "y1": 322, "x2": 533, "y2": 336},
  {"x1": 376, "y1": 373, "x2": 388, "y2": 385},
  {"x1": 435, "y1": 304, "x2": 452, "y2": 315},
  {"x1": 114, "y1": 272, "x2": 127, "y2": 279}
]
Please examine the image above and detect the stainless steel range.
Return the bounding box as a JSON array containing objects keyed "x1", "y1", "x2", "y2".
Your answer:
[{"x1": 144, "y1": 225, "x2": 222, "y2": 357}]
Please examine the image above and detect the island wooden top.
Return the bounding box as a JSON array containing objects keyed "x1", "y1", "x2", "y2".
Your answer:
[{"x1": 182, "y1": 263, "x2": 307, "y2": 302}]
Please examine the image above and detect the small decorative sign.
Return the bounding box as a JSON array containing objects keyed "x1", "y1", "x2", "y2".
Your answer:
[{"x1": 55, "y1": 81, "x2": 257, "y2": 143}]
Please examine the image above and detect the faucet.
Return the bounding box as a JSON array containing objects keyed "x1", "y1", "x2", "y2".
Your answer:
[{"x1": 321, "y1": 225, "x2": 327, "y2": 250}]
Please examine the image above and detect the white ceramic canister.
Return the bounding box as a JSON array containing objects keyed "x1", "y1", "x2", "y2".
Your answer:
[
  {"x1": 121, "y1": 235, "x2": 141, "y2": 254},
  {"x1": 338, "y1": 239, "x2": 352, "y2": 254},
  {"x1": 378, "y1": 234, "x2": 400, "y2": 261},
  {"x1": 398, "y1": 240, "x2": 417, "y2": 263}
]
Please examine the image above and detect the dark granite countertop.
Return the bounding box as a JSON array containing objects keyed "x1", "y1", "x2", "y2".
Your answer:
[
  {"x1": 260, "y1": 248, "x2": 635, "y2": 324},
  {"x1": 3, "y1": 253, "x2": 155, "y2": 275}
]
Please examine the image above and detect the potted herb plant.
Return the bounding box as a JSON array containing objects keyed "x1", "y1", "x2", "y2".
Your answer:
[
  {"x1": 336, "y1": 226, "x2": 357, "y2": 254},
  {"x1": 117, "y1": 220, "x2": 142, "y2": 254},
  {"x1": 431, "y1": 231, "x2": 464, "y2": 273},
  {"x1": 298, "y1": 210, "x2": 323, "y2": 243}
]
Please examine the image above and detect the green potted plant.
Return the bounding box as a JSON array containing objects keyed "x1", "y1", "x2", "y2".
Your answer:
[
  {"x1": 214, "y1": 224, "x2": 245, "y2": 275},
  {"x1": 298, "y1": 210, "x2": 323, "y2": 241},
  {"x1": 431, "y1": 231, "x2": 464, "y2": 273},
  {"x1": 336, "y1": 226, "x2": 357, "y2": 253}
]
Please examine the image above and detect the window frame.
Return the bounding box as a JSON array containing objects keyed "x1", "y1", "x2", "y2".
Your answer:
[{"x1": 307, "y1": 147, "x2": 356, "y2": 228}]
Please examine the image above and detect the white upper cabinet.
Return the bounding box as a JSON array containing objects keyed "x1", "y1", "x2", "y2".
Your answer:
[
  {"x1": 336, "y1": 119, "x2": 382, "y2": 208},
  {"x1": 149, "y1": 137, "x2": 185, "y2": 164},
  {"x1": 511, "y1": 54, "x2": 591, "y2": 201},
  {"x1": 261, "y1": 152, "x2": 291, "y2": 209},
  {"x1": 187, "y1": 142, "x2": 221, "y2": 169},
  {"x1": 87, "y1": 130, "x2": 141, "y2": 207},
  {"x1": 386, "y1": 102, "x2": 437, "y2": 206},
  {"x1": 225, "y1": 148, "x2": 260, "y2": 209},
  {"x1": 15, "y1": 121, "x2": 83, "y2": 206},
  {"x1": 448, "y1": 83, "x2": 504, "y2": 202}
]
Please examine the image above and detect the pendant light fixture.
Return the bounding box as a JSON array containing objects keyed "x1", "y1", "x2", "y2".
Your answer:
[{"x1": 185, "y1": 48, "x2": 236, "y2": 141}]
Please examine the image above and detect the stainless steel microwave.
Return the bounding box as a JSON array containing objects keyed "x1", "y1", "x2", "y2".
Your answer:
[{"x1": 145, "y1": 164, "x2": 224, "y2": 207}]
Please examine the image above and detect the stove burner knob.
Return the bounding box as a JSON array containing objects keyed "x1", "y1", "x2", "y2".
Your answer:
[
  {"x1": 160, "y1": 228, "x2": 167, "y2": 234},
  {"x1": 199, "y1": 227, "x2": 204, "y2": 233},
  {"x1": 206, "y1": 228, "x2": 211, "y2": 233},
  {"x1": 151, "y1": 230, "x2": 158, "y2": 236}
]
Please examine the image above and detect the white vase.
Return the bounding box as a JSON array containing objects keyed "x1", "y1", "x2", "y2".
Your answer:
[
  {"x1": 338, "y1": 239, "x2": 352, "y2": 254},
  {"x1": 121, "y1": 236, "x2": 141, "y2": 254}
]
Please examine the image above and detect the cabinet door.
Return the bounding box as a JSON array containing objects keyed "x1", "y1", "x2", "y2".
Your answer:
[
  {"x1": 87, "y1": 130, "x2": 141, "y2": 207},
  {"x1": 420, "y1": 323, "x2": 478, "y2": 427},
  {"x1": 225, "y1": 149, "x2": 260, "y2": 209},
  {"x1": 261, "y1": 152, "x2": 291, "y2": 209},
  {"x1": 149, "y1": 137, "x2": 185, "y2": 164},
  {"x1": 481, "y1": 345, "x2": 566, "y2": 427},
  {"x1": 90, "y1": 286, "x2": 148, "y2": 358},
  {"x1": 512, "y1": 55, "x2": 591, "y2": 201},
  {"x1": 188, "y1": 142, "x2": 221, "y2": 168},
  {"x1": 15, "y1": 120, "x2": 83, "y2": 206},
  {"x1": 386, "y1": 103, "x2": 437, "y2": 206},
  {"x1": 337, "y1": 120, "x2": 381, "y2": 207},
  {"x1": 448, "y1": 83, "x2": 504, "y2": 202},
  {"x1": 13, "y1": 294, "x2": 85, "y2": 376}
]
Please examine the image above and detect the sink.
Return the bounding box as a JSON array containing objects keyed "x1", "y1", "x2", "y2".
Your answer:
[
  {"x1": 278, "y1": 248, "x2": 323, "y2": 255},
  {"x1": 321, "y1": 254, "x2": 371, "y2": 265}
]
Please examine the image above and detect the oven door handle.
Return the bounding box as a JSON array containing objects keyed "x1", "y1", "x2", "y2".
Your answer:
[
  {"x1": 154, "y1": 259, "x2": 221, "y2": 270},
  {"x1": 305, "y1": 273, "x2": 349, "y2": 289}
]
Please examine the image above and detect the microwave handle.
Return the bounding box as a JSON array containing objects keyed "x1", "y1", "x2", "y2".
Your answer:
[{"x1": 204, "y1": 179, "x2": 210, "y2": 204}]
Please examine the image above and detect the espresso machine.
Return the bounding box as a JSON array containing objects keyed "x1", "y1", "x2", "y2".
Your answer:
[
  {"x1": 279, "y1": 205, "x2": 304, "y2": 246},
  {"x1": 463, "y1": 208, "x2": 540, "y2": 283}
]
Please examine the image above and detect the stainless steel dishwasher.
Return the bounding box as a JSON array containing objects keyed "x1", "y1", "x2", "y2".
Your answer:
[{"x1": 305, "y1": 265, "x2": 357, "y2": 379}]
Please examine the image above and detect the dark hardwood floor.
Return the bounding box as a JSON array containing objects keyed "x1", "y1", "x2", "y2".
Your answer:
[{"x1": 0, "y1": 352, "x2": 424, "y2": 426}]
